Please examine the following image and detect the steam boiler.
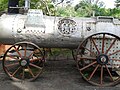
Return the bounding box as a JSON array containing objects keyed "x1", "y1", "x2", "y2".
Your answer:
[{"x1": 0, "y1": 0, "x2": 120, "y2": 86}]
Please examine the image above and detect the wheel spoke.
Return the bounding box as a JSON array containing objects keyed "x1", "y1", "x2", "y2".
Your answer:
[
  {"x1": 109, "y1": 58, "x2": 120, "y2": 66},
  {"x1": 110, "y1": 58, "x2": 120, "y2": 62},
  {"x1": 5, "y1": 62, "x2": 19, "y2": 68},
  {"x1": 30, "y1": 58, "x2": 42, "y2": 62},
  {"x1": 24, "y1": 45, "x2": 27, "y2": 57},
  {"x1": 17, "y1": 45, "x2": 21, "y2": 50},
  {"x1": 80, "y1": 61, "x2": 97, "y2": 71},
  {"x1": 105, "y1": 65, "x2": 114, "y2": 81},
  {"x1": 6, "y1": 55, "x2": 19, "y2": 60},
  {"x1": 105, "y1": 38, "x2": 117, "y2": 54},
  {"x1": 91, "y1": 38, "x2": 100, "y2": 54},
  {"x1": 108, "y1": 50, "x2": 120, "y2": 56},
  {"x1": 30, "y1": 63, "x2": 43, "y2": 70},
  {"x1": 81, "y1": 46, "x2": 96, "y2": 56},
  {"x1": 28, "y1": 51, "x2": 35, "y2": 58},
  {"x1": 78, "y1": 55, "x2": 96, "y2": 60},
  {"x1": 27, "y1": 66, "x2": 35, "y2": 77},
  {"x1": 11, "y1": 66, "x2": 21, "y2": 77},
  {"x1": 22, "y1": 68, "x2": 25, "y2": 80},
  {"x1": 88, "y1": 64, "x2": 99, "y2": 80},
  {"x1": 102, "y1": 34, "x2": 105, "y2": 53},
  {"x1": 13, "y1": 46, "x2": 22, "y2": 58},
  {"x1": 100, "y1": 65, "x2": 103, "y2": 85}
]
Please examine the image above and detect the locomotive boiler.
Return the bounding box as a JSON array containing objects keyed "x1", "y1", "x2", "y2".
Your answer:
[{"x1": 0, "y1": 0, "x2": 120, "y2": 86}]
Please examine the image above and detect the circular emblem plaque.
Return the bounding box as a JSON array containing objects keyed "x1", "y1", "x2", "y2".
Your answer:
[{"x1": 58, "y1": 18, "x2": 77, "y2": 36}]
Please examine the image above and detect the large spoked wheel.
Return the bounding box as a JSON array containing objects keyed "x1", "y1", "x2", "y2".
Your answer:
[
  {"x1": 3, "y1": 42, "x2": 45, "y2": 81},
  {"x1": 76, "y1": 33, "x2": 120, "y2": 86}
]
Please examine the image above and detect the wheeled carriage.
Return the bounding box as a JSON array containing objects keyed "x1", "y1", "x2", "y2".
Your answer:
[{"x1": 0, "y1": 0, "x2": 120, "y2": 87}]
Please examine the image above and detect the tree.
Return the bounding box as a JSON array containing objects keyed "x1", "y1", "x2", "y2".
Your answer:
[
  {"x1": 30, "y1": 0, "x2": 56, "y2": 15},
  {"x1": 115, "y1": 0, "x2": 120, "y2": 7},
  {"x1": 56, "y1": 5, "x2": 77, "y2": 17},
  {"x1": 0, "y1": 0, "x2": 8, "y2": 12},
  {"x1": 74, "y1": 0, "x2": 105, "y2": 17},
  {"x1": 0, "y1": 0, "x2": 120, "y2": 18}
]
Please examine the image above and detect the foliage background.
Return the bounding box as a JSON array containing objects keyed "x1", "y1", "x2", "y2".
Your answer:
[{"x1": 0, "y1": 0, "x2": 120, "y2": 18}]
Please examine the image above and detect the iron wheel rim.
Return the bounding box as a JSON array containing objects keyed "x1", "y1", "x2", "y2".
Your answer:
[
  {"x1": 76, "y1": 33, "x2": 120, "y2": 86},
  {"x1": 2, "y1": 42, "x2": 45, "y2": 81}
]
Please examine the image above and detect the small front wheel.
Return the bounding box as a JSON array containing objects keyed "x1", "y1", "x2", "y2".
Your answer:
[{"x1": 3, "y1": 42, "x2": 45, "y2": 81}]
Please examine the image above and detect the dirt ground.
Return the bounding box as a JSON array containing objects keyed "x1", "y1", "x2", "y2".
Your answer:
[{"x1": 0, "y1": 59, "x2": 120, "y2": 90}]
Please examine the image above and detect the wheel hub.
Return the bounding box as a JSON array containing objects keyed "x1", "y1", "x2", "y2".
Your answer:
[
  {"x1": 20, "y1": 58, "x2": 29, "y2": 67},
  {"x1": 97, "y1": 54, "x2": 109, "y2": 65}
]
